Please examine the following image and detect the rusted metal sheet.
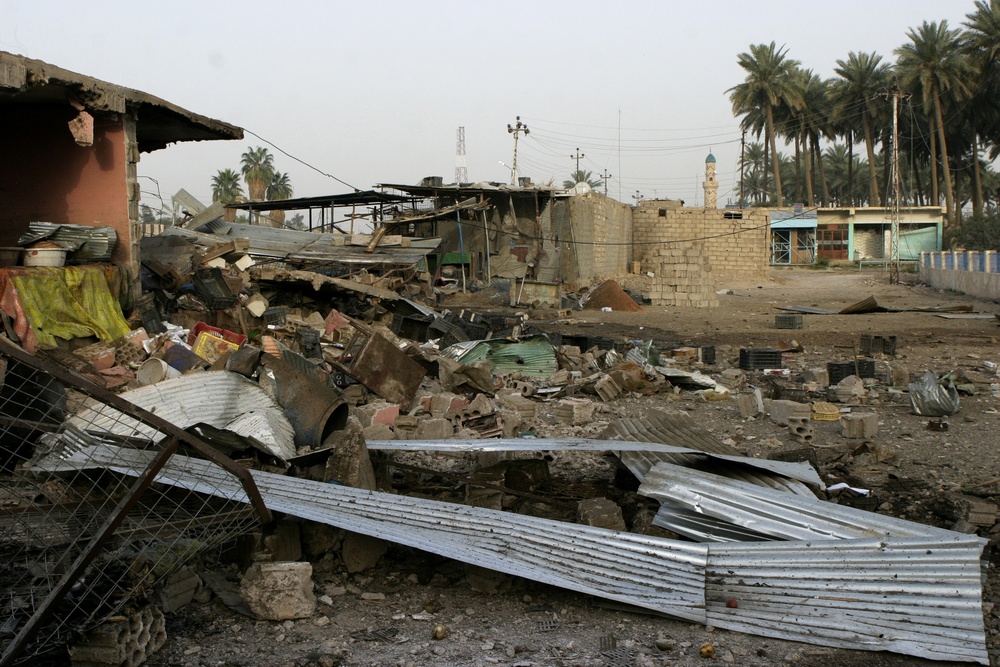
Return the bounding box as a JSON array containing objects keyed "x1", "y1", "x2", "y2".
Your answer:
[{"x1": 333, "y1": 331, "x2": 425, "y2": 405}]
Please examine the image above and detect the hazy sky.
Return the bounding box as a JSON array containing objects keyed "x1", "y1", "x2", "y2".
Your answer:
[{"x1": 0, "y1": 0, "x2": 976, "y2": 214}]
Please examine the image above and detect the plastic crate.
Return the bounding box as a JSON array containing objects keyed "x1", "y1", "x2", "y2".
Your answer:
[
  {"x1": 699, "y1": 345, "x2": 716, "y2": 365},
  {"x1": 135, "y1": 293, "x2": 166, "y2": 335},
  {"x1": 774, "y1": 313, "x2": 803, "y2": 329},
  {"x1": 190, "y1": 322, "x2": 246, "y2": 347},
  {"x1": 828, "y1": 359, "x2": 876, "y2": 384},
  {"x1": 739, "y1": 348, "x2": 782, "y2": 370},
  {"x1": 860, "y1": 334, "x2": 897, "y2": 356},
  {"x1": 193, "y1": 268, "x2": 238, "y2": 309}
]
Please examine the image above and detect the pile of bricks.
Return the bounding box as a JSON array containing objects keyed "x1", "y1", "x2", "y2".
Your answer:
[{"x1": 643, "y1": 241, "x2": 720, "y2": 308}]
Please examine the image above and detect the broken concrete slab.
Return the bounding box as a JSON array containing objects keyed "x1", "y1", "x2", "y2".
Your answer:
[{"x1": 577, "y1": 497, "x2": 626, "y2": 531}]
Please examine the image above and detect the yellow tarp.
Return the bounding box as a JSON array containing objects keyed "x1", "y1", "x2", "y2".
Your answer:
[{"x1": 9, "y1": 266, "x2": 131, "y2": 349}]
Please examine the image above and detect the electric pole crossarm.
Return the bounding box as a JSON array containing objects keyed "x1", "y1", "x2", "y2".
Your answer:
[{"x1": 507, "y1": 116, "x2": 529, "y2": 185}]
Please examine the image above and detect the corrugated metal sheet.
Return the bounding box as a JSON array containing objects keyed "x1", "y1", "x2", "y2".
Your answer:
[
  {"x1": 67, "y1": 371, "x2": 296, "y2": 460},
  {"x1": 705, "y1": 538, "x2": 988, "y2": 664},
  {"x1": 601, "y1": 414, "x2": 820, "y2": 493},
  {"x1": 18, "y1": 221, "x2": 118, "y2": 260},
  {"x1": 639, "y1": 462, "x2": 964, "y2": 542},
  {"x1": 440, "y1": 336, "x2": 558, "y2": 378},
  {"x1": 67, "y1": 445, "x2": 709, "y2": 623},
  {"x1": 62, "y1": 445, "x2": 989, "y2": 663}
]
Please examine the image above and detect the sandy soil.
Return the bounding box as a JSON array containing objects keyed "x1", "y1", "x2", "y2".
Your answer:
[{"x1": 149, "y1": 266, "x2": 1000, "y2": 667}]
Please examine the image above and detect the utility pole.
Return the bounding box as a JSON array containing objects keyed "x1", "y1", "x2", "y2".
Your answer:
[
  {"x1": 570, "y1": 147, "x2": 585, "y2": 173},
  {"x1": 598, "y1": 168, "x2": 612, "y2": 196},
  {"x1": 507, "y1": 116, "x2": 529, "y2": 185},
  {"x1": 881, "y1": 80, "x2": 910, "y2": 284},
  {"x1": 739, "y1": 129, "x2": 746, "y2": 207}
]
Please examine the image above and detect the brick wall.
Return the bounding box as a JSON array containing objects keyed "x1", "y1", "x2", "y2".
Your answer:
[{"x1": 632, "y1": 202, "x2": 768, "y2": 279}]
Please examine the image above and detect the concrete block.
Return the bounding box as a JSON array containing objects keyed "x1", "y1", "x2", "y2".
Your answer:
[
  {"x1": 787, "y1": 416, "x2": 814, "y2": 444},
  {"x1": 239, "y1": 562, "x2": 316, "y2": 620},
  {"x1": 594, "y1": 374, "x2": 622, "y2": 402},
  {"x1": 553, "y1": 397, "x2": 596, "y2": 425},
  {"x1": 153, "y1": 566, "x2": 200, "y2": 613},
  {"x1": 841, "y1": 412, "x2": 879, "y2": 439},
  {"x1": 429, "y1": 392, "x2": 469, "y2": 418},
  {"x1": 736, "y1": 388, "x2": 764, "y2": 418},
  {"x1": 496, "y1": 390, "x2": 537, "y2": 419},
  {"x1": 768, "y1": 399, "x2": 811, "y2": 426},
  {"x1": 415, "y1": 417, "x2": 454, "y2": 439},
  {"x1": 577, "y1": 497, "x2": 626, "y2": 531}
]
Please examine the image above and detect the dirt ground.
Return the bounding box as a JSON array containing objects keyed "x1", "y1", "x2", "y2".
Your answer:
[{"x1": 149, "y1": 266, "x2": 1000, "y2": 667}]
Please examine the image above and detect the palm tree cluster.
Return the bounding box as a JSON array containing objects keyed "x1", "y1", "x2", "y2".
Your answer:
[
  {"x1": 728, "y1": 1, "x2": 1000, "y2": 227},
  {"x1": 211, "y1": 146, "x2": 294, "y2": 225}
]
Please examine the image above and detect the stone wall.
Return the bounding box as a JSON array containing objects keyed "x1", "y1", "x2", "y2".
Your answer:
[{"x1": 632, "y1": 201, "x2": 768, "y2": 279}]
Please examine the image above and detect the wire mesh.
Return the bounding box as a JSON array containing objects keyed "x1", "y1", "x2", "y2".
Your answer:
[{"x1": 0, "y1": 343, "x2": 263, "y2": 665}]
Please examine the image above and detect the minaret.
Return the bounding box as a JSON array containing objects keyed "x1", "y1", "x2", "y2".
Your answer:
[{"x1": 703, "y1": 150, "x2": 718, "y2": 209}]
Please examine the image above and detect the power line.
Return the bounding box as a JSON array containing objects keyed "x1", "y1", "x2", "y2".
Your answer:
[{"x1": 243, "y1": 128, "x2": 359, "y2": 192}]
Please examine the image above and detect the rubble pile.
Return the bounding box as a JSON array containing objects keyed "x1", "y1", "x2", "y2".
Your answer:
[{"x1": 1, "y1": 220, "x2": 998, "y2": 666}]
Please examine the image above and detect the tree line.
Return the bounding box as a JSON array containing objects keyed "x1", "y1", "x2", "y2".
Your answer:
[
  {"x1": 211, "y1": 147, "x2": 294, "y2": 226},
  {"x1": 729, "y1": 0, "x2": 1000, "y2": 229}
]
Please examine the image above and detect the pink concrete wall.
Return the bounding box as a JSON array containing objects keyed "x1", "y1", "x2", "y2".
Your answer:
[{"x1": 1, "y1": 106, "x2": 131, "y2": 265}]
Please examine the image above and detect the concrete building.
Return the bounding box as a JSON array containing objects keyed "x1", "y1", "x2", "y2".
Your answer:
[
  {"x1": 0, "y1": 51, "x2": 243, "y2": 280},
  {"x1": 815, "y1": 206, "x2": 943, "y2": 262}
]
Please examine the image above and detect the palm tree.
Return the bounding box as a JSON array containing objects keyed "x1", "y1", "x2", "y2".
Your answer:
[
  {"x1": 896, "y1": 21, "x2": 977, "y2": 225},
  {"x1": 728, "y1": 42, "x2": 803, "y2": 207},
  {"x1": 240, "y1": 146, "x2": 275, "y2": 202},
  {"x1": 211, "y1": 168, "x2": 244, "y2": 222},
  {"x1": 265, "y1": 171, "x2": 294, "y2": 226},
  {"x1": 563, "y1": 169, "x2": 603, "y2": 190},
  {"x1": 831, "y1": 52, "x2": 893, "y2": 206},
  {"x1": 964, "y1": 0, "x2": 1000, "y2": 215}
]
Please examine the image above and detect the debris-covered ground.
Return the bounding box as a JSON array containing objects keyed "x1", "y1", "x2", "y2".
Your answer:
[{"x1": 135, "y1": 267, "x2": 1000, "y2": 667}]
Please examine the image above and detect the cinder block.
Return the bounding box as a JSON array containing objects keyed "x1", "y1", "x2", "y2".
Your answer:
[
  {"x1": 594, "y1": 375, "x2": 622, "y2": 402},
  {"x1": 841, "y1": 412, "x2": 879, "y2": 439},
  {"x1": 768, "y1": 399, "x2": 811, "y2": 426},
  {"x1": 787, "y1": 416, "x2": 814, "y2": 443}
]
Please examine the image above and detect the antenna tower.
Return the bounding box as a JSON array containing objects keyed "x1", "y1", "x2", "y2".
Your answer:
[{"x1": 455, "y1": 126, "x2": 468, "y2": 184}]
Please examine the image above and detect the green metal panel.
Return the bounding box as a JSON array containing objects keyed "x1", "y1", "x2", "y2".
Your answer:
[{"x1": 898, "y1": 226, "x2": 939, "y2": 259}]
